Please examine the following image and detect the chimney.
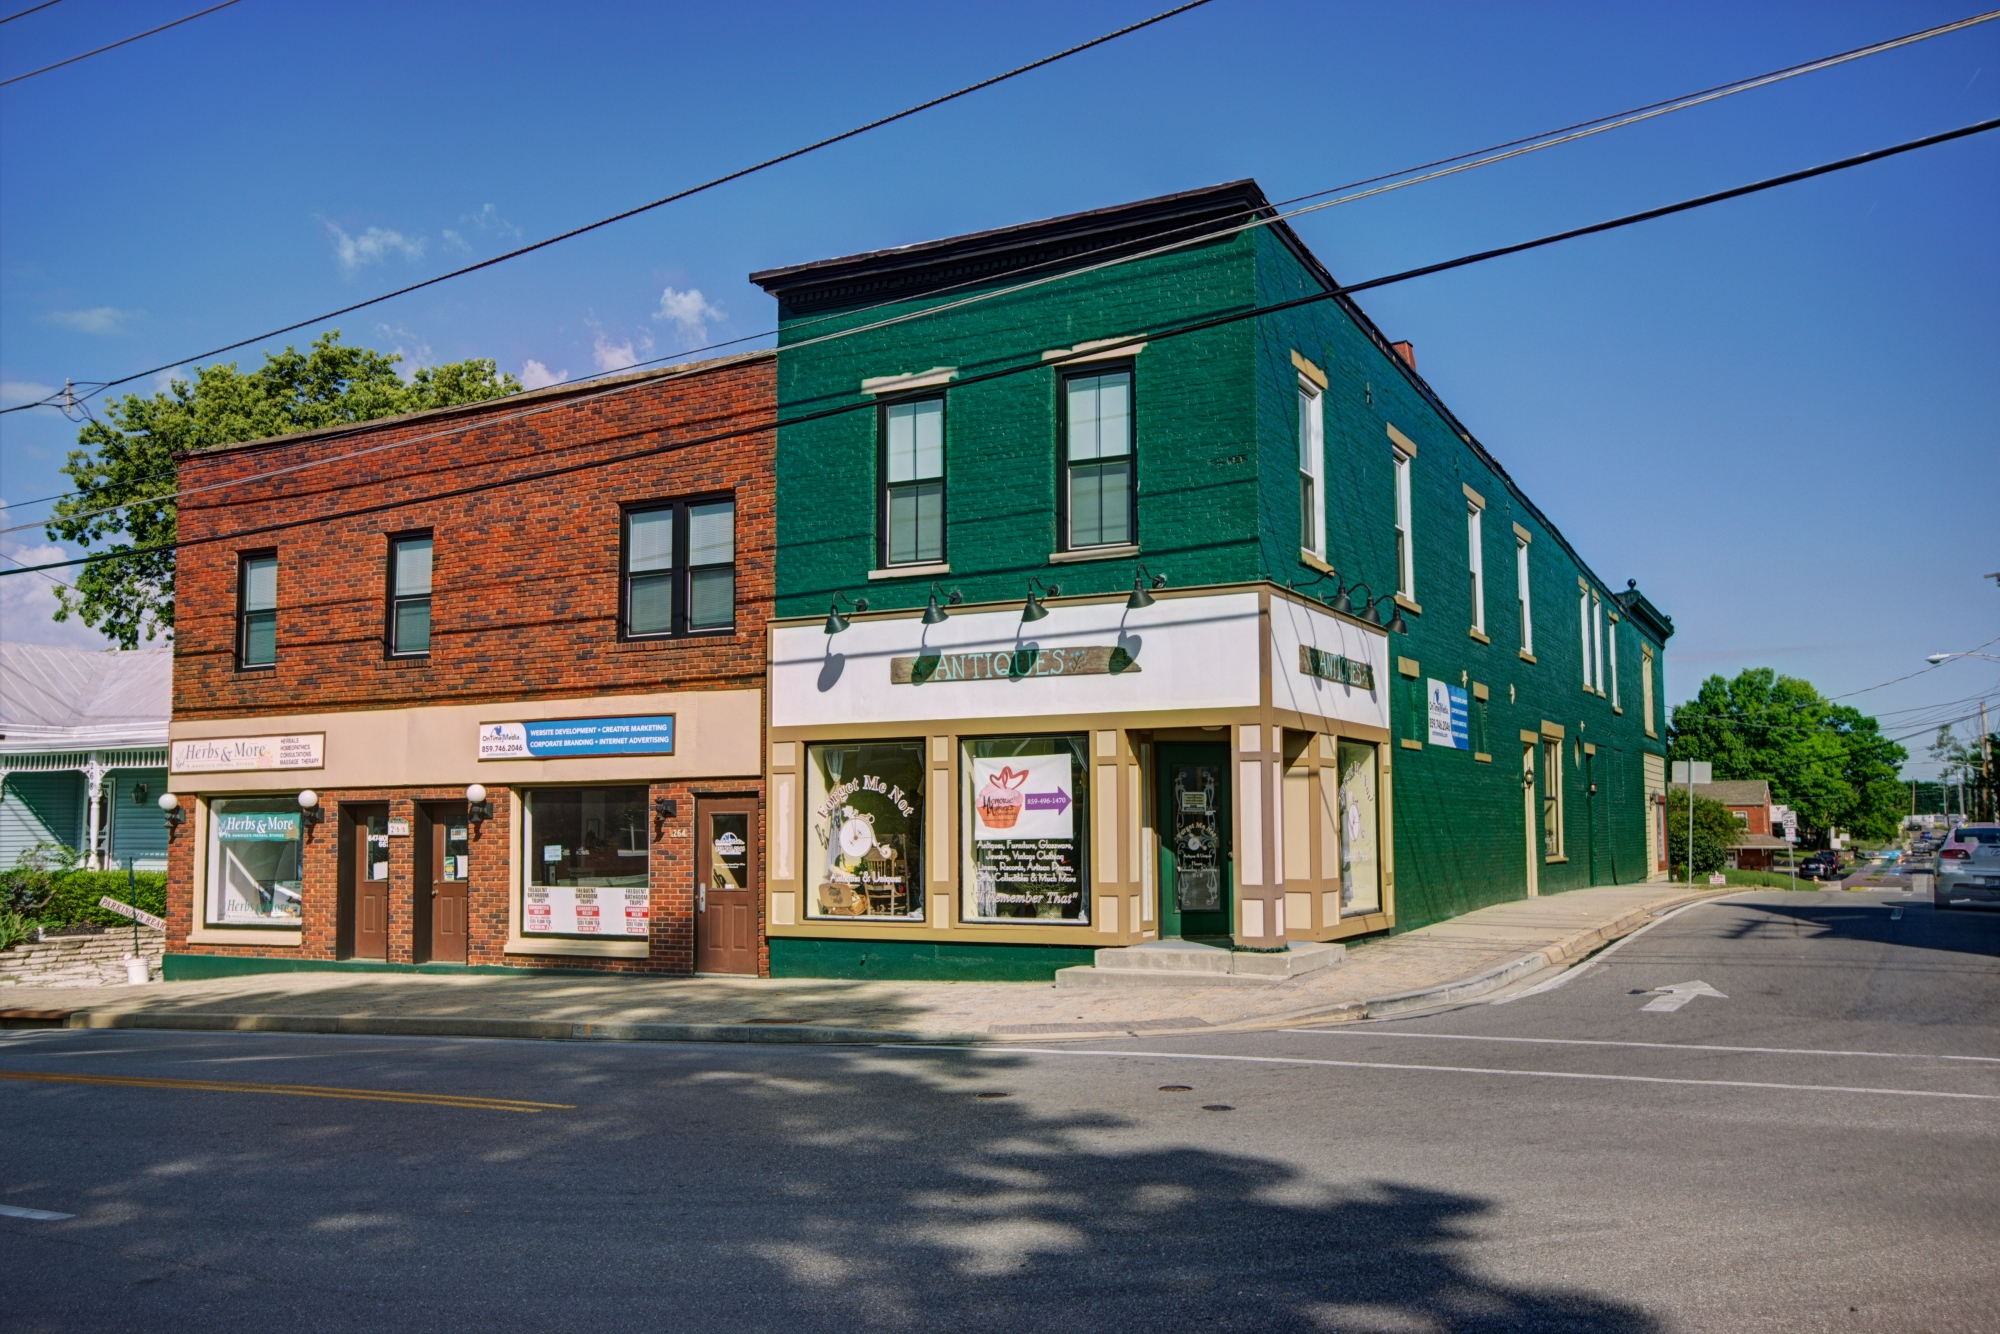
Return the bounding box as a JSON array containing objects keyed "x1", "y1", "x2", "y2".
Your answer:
[{"x1": 1389, "y1": 340, "x2": 1416, "y2": 371}]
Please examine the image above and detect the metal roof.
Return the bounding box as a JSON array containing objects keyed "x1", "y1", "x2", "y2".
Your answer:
[
  {"x1": 0, "y1": 642, "x2": 170, "y2": 754},
  {"x1": 1695, "y1": 780, "x2": 1773, "y2": 808}
]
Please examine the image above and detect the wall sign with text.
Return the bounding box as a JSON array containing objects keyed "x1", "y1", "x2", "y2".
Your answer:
[
  {"x1": 890, "y1": 645, "x2": 1139, "y2": 685},
  {"x1": 171, "y1": 734, "x2": 324, "y2": 773},
  {"x1": 1427, "y1": 679, "x2": 1469, "y2": 750},
  {"x1": 479, "y1": 715, "x2": 676, "y2": 759},
  {"x1": 1298, "y1": 645, "x2": 1376, "y2": 690}
]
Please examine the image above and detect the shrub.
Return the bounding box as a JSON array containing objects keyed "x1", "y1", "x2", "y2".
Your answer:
[
  {"x1": 1666, "y1": 790, "x2": 1738, "y2": 878},
  {"x1": 1, "y1": 844, "x2": 166, "y2": 930}
]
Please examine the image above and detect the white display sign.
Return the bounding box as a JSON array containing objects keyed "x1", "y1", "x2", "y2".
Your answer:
[
  {"x1": 522, "y1": 882, "x2": 649, "y2": 936},
  {"x1": 172, "y1": 734, "x2": 324, "y2": 773},
  {"x1": 970, "y1": 754, "x2": 1074, "y2": 842}
]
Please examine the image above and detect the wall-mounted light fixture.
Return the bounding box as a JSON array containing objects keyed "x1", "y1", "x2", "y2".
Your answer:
[
  {"x1": 158, "y1": 791, "x2": 185, "y2": 830},
  {"x1": 824, "y1": 592, "x2": 868, "y2": 635},
  {"x1": 920, "y1": 582, "x2": 963, "y2": 625},
  {"x1": 133, "y1": 781, "x2": 149, "y2": 806},
  {"x1": 1021, "y1": 577, "x2": 1061, "y2": 623},
  {"x1": 1127, "y1": 564, "x2": 1167, "y2": 611},
  {"x1": 465, "y1": 783, "x2": 494, "y2": 831},
  {"x1": 297, "y1": 790, "x2": 324, "y2": 837},
  {"x1": 651, "y1": 795, "x2": 678, "y2": 838}
]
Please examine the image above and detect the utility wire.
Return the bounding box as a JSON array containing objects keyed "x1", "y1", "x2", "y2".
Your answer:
[
  {"x1": 0, "y1": 0, "x2": 67, "y2": 25},
  {"x1": 8, "y1": 116, "x2": 1997, "y2": 582},
  {"x1": 0, "y1": 0, "x2": 243, "y2": 88},
  {"x1": 0, "y1": 0, "x2": 1214, "y2": 406},
  {"x1": 10, "y1": 6, "x2": 1994, "y2": 522}
]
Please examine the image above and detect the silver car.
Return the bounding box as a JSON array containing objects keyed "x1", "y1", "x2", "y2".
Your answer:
[{"x1": 1935, "y1": 823, "x2": 2000, "y2": 910}]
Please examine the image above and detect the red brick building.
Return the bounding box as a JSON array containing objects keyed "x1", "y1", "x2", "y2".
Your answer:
[
  {"x1": 1694, "y1": 780, "x2": 1788, "y2": 871},
  {"x1": 163, "y1": 352, "x2": 774, "y2": 977}
]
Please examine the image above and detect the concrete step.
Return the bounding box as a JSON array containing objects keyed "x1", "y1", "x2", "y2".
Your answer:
[{"x1": 1055, "y1": 939, "x2": 1343, "y2": 989}]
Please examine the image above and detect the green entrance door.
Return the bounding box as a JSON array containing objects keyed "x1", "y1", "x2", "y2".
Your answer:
[{"x1": 1157, "y1": 743, "x2": 1232, "y2": 940}]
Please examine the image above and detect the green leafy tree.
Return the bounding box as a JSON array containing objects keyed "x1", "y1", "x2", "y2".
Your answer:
[
  {"x1": 1669, "y1": 668, "x2": 1907, "y2": 845},
  {"x1": 1665, "y1": 789, "x2": 1737, "y2": 877},
  {"x1": 45, "y1": 332, "x2": 519, "y2": 647}
]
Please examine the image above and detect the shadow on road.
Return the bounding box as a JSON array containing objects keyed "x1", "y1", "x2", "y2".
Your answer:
[{"x1": 1719, "y1": 896, "x2": 2000, "y2": 960}]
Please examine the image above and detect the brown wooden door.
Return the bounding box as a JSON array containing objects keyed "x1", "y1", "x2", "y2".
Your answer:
[
  {"x1": 695, "y1": 798, "x2": 759, "y2": 975},
  {"x1": 429, "y1": 805, "x2": 471, "y2": 964},
  {"x1": 353, "y1": 809, "x2": 390, "y2": 960}
]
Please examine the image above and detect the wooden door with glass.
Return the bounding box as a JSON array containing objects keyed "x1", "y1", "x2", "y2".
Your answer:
[
  {"x1": 350, "y1": 806, "x2": 390, "y2": 960},
  {"x1": 427, "y1": 804, "x2": 471, "y2": 963},
  {"x1": 695, "y1": 797, "x2": 759, "y2": 974}
]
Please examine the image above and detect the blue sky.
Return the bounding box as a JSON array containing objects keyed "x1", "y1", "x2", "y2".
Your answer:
[{"x1": 2, "y1": 0, "x2": 1995, "y2": 777}]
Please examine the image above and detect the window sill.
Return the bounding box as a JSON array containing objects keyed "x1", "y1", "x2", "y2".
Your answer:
[
  {"x1": 1613, "y1": 705, "x2": 1624, "y2": 715},
  {"x1": 614, "y1": 631, "x2": 736, "y2": 650},
  {"x1": 188, "y1": 926, "x2": 301, "y2": 946},
  {"x1": 1645, "y1": 729, "x2": 1658, "y2": 739},
  {"x1": 1394, "y1": 594, "x2": 1422, "y2": 614},
  {"x1": 1518, "y1": 650, "x2": 1537, "y2": 664},
  {"x1": 1474, "y1": 752, "x2": 1492, "y2": 763},
  {"x1": 1399, "y1": 738, "x2": 1424, "y2": 751},
  {"x1": 869, "y1": 562, "x2": 950, "y2": 581},
  {"x1": 1468, "y1": 628, "x2": 1490, "y2": 644},
  {"x1": 504, "y1": 936, "x2": 649, "y2": 958},
  {"x1": 376, "y1": 657, "x2": 434, "y2": 670},
  {"x1": 1544, "y1": 855, "x2": 1569, "y2": 865},
  {"x1": 1050, "y1": 543, "x2": 1139, "y2": 565},
  {"x1": 1298, "y1": 549, "x2": 1333, "y2": 575}
]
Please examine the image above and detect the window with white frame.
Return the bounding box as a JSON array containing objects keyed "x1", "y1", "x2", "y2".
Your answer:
[
  {"x1": 1062, "y1": 368, "x2": 1133, "y2": 549},
  {"x1": 1393, "y1": 449, "x2": 1414, "y2": 598},
  {"x1": 1592, "y1": 593, "x2": 1605, "y2": 696},
  {"x1": 1298, "y1": 377, "x2": 1324, "y2": 561},
  {"x1": 881, "y1": 397, "x2": 944, "y2": 566},
  {"x1": 1466, "y1": 502, "x2": 1485, "y2": 636},
  {"x1": 1608, "y1": 614, "x2": 1621, "y2": 708},
  {"x1": 1642, "y1": 644, "x2": 1657, "y2": 737},
  {"x1": 1516, "y1": 536, "x2": 1533, "y2": 655}
]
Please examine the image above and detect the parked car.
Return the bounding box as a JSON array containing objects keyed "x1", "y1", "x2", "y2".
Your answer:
[
  {"x1": 1800, "y1": 851, "x2": 1842, "y2": 881},
  {"x1": 1935, "y1": 823, "x2": 2000, "y2": 910}
]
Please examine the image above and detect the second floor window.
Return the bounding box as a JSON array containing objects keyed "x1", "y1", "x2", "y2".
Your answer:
[
  {"x1": 1393, "y1": 448, "x2": 1414, "y2": 598},
  {"x1": 1466, "y1": 502, "x2": 1485, "y2": 636},
  {"x1": 881, "y1": 397, "x2": 944, "y2": 566},
  {"x1": 1063, "y1": 368, "x2": 1134, "y2": 549},
  {"x1": 1609, "y1": 614, "x2": 1622, "y2": 708},
  {"x1": 1516, "y1": 536, "x2": 1534, "y2": 655},
  {"x1": 625, "y1": 497, "x2": 736, "y2": 638},
  {"x1": 237, "y1": 552, "x2": 277, "y2": 668},
  {"x1": 1297, "y1": 378, "x2": 1323, "y2": 560},
  {"x1": 389, "y1": 534, "x2": 433, "y2": 656}
]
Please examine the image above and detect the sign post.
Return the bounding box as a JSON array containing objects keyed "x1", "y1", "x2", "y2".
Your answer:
[{"x1": 1670, "y1": 760, "x2": 1713, "y2": 887}]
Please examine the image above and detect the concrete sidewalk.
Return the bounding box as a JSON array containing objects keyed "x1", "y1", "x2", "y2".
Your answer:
[{"x1": 0, "y1": 881, "x2": 1726, "y2": 1044}]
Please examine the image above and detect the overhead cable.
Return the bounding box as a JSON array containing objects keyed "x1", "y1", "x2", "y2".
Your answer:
[
  {"x1": 0, "y1": 0, "x2": 244, "y2": 88},
  {"x1": 0, "y1": 0, "x2": 68, "y2": 25}
]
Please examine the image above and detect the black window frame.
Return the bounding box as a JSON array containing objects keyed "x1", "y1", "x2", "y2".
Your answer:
[
  {"x1": 619, "y1": 492, "x2": 737, "y2": 641},
  {"x1": 1056, "y1": 362, "x2": 1137, "y2": 552},
  {"x1": 384, "y1": 529, "x2": 435, "y2": 659},
  {"x1": 236, "y1": 549, "x2": 278, "y2": 671},
  {"x1": 876, "y1": 393, "x2": 947, "y2": 568}
]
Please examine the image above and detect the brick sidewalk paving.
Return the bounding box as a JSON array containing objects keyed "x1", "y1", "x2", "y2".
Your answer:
[{"x1": 1, "y1": 881, "x2": 1726, "y2": 1042}]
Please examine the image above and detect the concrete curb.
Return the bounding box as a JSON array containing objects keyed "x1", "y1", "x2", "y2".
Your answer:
[{"x1": 33, "y1": 1010, "x2": 978, "y2": 1046}]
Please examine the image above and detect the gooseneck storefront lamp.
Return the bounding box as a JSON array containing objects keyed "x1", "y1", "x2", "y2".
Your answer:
[
  {"x1": 466, "y1": 783, "x2": 494, "y2": 828},
  {"x1": 1021, "y1": 577, "x2": 1061, "y2": 623},
  {"x1": 158, "y1": 791, "x2": 185, "y2": 829},
  {"x1": 920, "y1": 582, "x2": 963, "y2": 625},
  {"x1": 1127, "y1": 564, "x2": 1167, "y2": 611},
  {"x1": 824, "y1": 592, "x2": 868, "y2": 635}
]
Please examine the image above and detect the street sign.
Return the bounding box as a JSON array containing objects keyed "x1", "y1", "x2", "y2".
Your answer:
[
  {"x1": 99, "y1": 896, "x2": 165, "y2": 931},
  {"x1": 1671, "y1": 761, "x2": 1713, "y2": 784}
]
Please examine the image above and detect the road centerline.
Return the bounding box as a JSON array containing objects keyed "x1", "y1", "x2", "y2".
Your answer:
[
  {"x1": 0, "y1": 1069, "x2": 571, "y2": 1112},
  {"x1": 1277, "y1": 1030, "x2": 2000, "y2": 1064}
]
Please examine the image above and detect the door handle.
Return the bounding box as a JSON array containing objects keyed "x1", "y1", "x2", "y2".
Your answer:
[
  {"x1": 430, "y1": 889, "x2": 438, "y2": 897},
  {"x1": 697, "y1": 885, "x2": 706, "y2": 912}
]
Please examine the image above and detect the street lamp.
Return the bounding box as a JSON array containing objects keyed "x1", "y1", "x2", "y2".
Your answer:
[{"x1": 1927, "y1": 652, "x2": 2000, "y2": 664}]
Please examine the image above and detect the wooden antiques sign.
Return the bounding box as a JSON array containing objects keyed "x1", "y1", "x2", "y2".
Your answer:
[
  {"x1": 1298, "y1": 645, "x2": 1375, "y2": 690},
  {"x1": 890, "y1": 645, "x2": 1140, "y2": 686}
]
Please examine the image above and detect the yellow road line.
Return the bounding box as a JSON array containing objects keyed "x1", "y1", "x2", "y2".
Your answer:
[{"x1": 0, "y1": 1070, "x2": 571, "y2": 1113}]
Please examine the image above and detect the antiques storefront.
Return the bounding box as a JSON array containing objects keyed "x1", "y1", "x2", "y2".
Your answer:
[{"x1": 763, "y1": 585, "x2": 1392, "y2": 980}]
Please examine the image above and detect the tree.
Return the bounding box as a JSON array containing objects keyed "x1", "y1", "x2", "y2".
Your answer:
[
  {"x1": 1669, "y1": 668, "x2": 1907, "y2": 846},
  {"x1": 45, "y1": 333, "x2": 519, "y2": 647},
  {"x1": 1665, "y1": 789, "x2": 1737, "y2": 877}
]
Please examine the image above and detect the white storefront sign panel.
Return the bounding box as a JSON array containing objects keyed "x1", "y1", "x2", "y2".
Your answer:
[
  {"x1": 1267, "y1": 597, "x2": 1391, "y2": 731},
  {"x1": 771, "y1": 592, "x2": 1263, "y2": 729},
  {"x1": 171, "y1": 734, "x2": 325, "y2": 773}
]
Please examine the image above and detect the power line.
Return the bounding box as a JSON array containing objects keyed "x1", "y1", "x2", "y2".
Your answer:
[
  {"x1": 0, "y1": 0, "x2": 1215, "y2": 410},
  {"x1": 12, "y1": 6, "x2": 1995, "y2": 525},
  {"x1": 0, "y1": 0, "x2": 244, "y2": 88},
  {"x1": 9, "y1": 115, "x2": 1997, "y2": 582},
  {"x1": 0, "y1": 0, "x2": 67, "y2": 25}
]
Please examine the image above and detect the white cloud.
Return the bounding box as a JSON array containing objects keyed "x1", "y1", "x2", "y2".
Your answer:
[
  {"x1": 592, "y1": 332, "x2": 652, "y2": 373},
  {"x1": 0, "y1": 379, "x2": 57, "y2": 407},
  {"x1": 374, "y1": 323, "x2": 433, "y2": 372},
  {"x1": 47, "y1": 307, "x2": 136, "y2": 335},
  {"x1": 520, "y1": 359, "x2": 569, "y2": 390},
  {"x1": 652, "y1": 287, "x2": 722, "y2": 343},
  {"x1": 326, "y1": 223, "x2": 427, "y2": 274},
  {"x1": 0, "y1": 534, "x2": 119, "y2": 650},
  {"x1": 443, "y1": 205, "x2": 520, "y2": 254}
]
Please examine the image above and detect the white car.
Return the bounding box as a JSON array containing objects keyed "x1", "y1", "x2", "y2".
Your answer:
[{"x1": 1935, "y1": 823, "x2": 2000, "y2": 910}]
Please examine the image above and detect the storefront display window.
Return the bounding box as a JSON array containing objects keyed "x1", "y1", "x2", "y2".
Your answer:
[
  {"x1": 962, "y1": 735, "x2": 1090, "y2": 923},
  {"x1": 206, "y1": 797, "x2": 304, "y2": 926},
  {"x1": 1338, "y1": 739, "x2": 1381, "y2": 914},
  {"x1": 522, "y1": 786, "x2": 650, "y2": 937},
  {"x1": 807, "y1": 741, "x2": 925, "y2": 919}
]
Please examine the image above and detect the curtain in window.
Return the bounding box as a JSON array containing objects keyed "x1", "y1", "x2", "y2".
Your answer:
[
  {"x1": 885, "y1": 399, "x2": 944, "y2": 564},
  {"x1": 627, "y1": 508, "x2": 676, "y2": 635}
]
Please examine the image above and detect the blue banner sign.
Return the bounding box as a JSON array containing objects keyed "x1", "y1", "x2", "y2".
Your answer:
[
  {"x1": 1426, "y1": 679, "x2": 1469, "y2": 750},
  {"x1": 479, "y1": 715, "x2": 676, "y2": 760}
]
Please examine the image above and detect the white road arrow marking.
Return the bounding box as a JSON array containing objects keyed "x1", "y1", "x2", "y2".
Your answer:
[
  {"x1": 0, "y1": 1203, "x2": 74, "y2": 1221},
  {"x1": 1642, "y1": 981, "x2": 1728, "y2": 1013}
]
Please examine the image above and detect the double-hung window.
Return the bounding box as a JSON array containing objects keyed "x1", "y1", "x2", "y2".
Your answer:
[
  {"x1": 1592, "y1": 593, "x2": 1606, "y2": 696},
  {"x1": 388, "y1": 533, "x2": 433, "y2": 656},
  {"x1": 1516, "y1": 536, "x2": 1534, "y2": 656},
  {"x1": 1297, "y1": 377, "x2": 1324, "y2": 560},
  {"x1": 1466, "y1": 502, "x2": 1485, "y2": 636},
  {"x1": 1543, "y1": 737, "x2": 1565, "y2": 858},
  {"x1": 1641, "y1": 645, "x2": 1657, "y2": 737},
  {"x1": 1579, "y1": 586, "x2": 1594, "y2": 691},
  {"x1": 1062, "y1": 368, "x2": 1134, "y2": 549},
  {"x1": 881, "y1": 397, "x2": 944, "y2": 566},
  {"x1": 1608, "y1": 615, "x2": 1621, "y2": 709},
  {"x1": 623, "y1": 497, "x2": 736, "y2": 638},
  {"x1": 1392, "y1": 448, "x2": 1414, "y2": 598},
  {"x1": 237, "y1": 552, "x2": 277, "y2": 669}
]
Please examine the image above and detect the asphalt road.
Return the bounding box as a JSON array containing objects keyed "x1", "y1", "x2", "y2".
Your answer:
[{"x1": 3, "y1": 888, "x2": 1995, "y2": 1334}]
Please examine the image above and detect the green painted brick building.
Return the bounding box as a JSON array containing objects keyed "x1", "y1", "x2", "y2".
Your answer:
[{"x1": 751, "y1": 181, "x2": 1671, "y2": 979}]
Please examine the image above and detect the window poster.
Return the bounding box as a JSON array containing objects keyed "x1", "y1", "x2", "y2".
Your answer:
[
  {"x1": 962, "y1": 735, "x2": 1089, "y2": 923},
  {"x1": 806, "y1": 741, "x2": 925, "y2": 920},
  {"x1": 522, "y1": 787, "x2": 650, "y2": 936},
  {"x1": 1338, "y1": 739, "x2": 1381, "y2": 914},
  {"x1": 206, "y1": 798, "x2": 304, "y2": 926}
]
